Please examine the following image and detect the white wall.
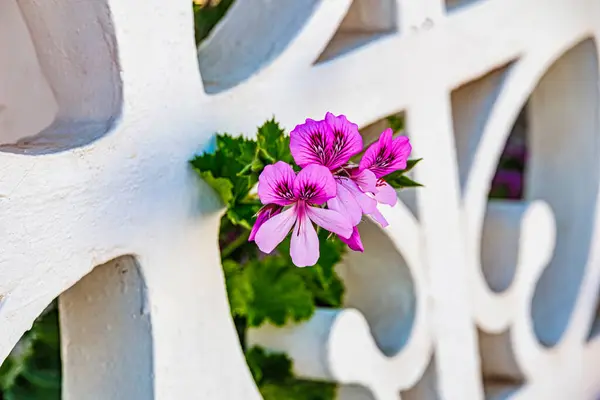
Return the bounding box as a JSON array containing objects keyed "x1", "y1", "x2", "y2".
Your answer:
[{"x1": 2, "y1": 0, "x2": 600, "y2": 399}]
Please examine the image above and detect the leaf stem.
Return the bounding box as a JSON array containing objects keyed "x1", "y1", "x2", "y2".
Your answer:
[{"x1": 221, "y1": 231, "x2": 251, "y2": 259}]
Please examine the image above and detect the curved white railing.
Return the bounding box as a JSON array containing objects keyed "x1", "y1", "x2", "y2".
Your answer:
[{"x1": 2, "y1": 0, "x2": 600, "y2": 398}]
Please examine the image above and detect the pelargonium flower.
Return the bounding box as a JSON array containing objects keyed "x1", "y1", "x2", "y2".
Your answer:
[
  {"x1": 357, "y1": 128, "x2": 412, "y2": 226},
  {"x1": 290, "y1": 112, "x2": 363, "y2": 171},
  {"x1": 359, "y1": 128, "x2": 411, "y2": 178},
  {"x1": 291, "y1": 113, "x2": 375, "y2": 225},
  {"x1": 248, "y1": 204, "x2": 282, "y2": 242},
  {"x1": 253, "y1": 161, "x2": 353, "y2": 267}
]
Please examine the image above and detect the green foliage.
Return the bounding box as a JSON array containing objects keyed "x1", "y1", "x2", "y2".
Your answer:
[
  {"x1": 224, "y1": 254, "x2": 314, "y2": 327},
  {"x1": 192, "y1": 119, "x2": 344, "y2": 399},
  {"x1": 247, "y1": 347, "x2": 337, "y2": 400},
  {"x1": 193, "y1": 0, "x2": 236, "y2": 44},
  {"x1": 385, "y1": 158, "x2": 424, "y2": 189},
  {"x1": 0, "y1": 304, "x2": 61, "y2": 400},
  {"x1": 386, "y1": 114, "x2": 405, "y2": 132}
]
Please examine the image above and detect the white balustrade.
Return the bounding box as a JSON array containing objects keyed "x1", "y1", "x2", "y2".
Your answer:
[{"x1": 2, "y1": 0, "x2": 600, "y2": 399}]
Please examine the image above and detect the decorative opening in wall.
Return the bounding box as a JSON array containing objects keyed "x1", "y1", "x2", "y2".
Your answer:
[
  {"x1": 60, "y1": 256, "x2": 153, "y2": 399},
  {"x1": 0, "y1": 0, "x2": 122, "y2": 155},
  {"x1": 337, "y1": 219, "x2": 416, "y2": 357},
  {"x1": 316, "y1": 0, "x2": 398, "y2": 64},
  {"x1": 0, "y1": 256, "x2": 153, "y2": 399},
  {"x1": 479, "y1": 329, "x2": 524, "y2": 399},
  {"x1": 445, "y1": 0, "x2": 485, "y2": 13},
  {"x1": 400, "y1": 356, "x2": 439, "y2": 400},
  {"x1": 451, "y1": 60, "x2": 516, "y2": 194},
  {"x1": 337, "y1": 384, "x2": 376, "y2": 400},
  {"x1": 528, "y1": 37, "x2": 599, "y2": 348},
  {"x1": 197, "y1": 1, "x2": 320, "y2": 94},
  {"x1": 587, "y1": 293, "x2": 600, "y2": 341},
  {"x1": 488, "y1": 109, "x2": 527, "y2": 201},
  {"x1": 479, "y1": 109, "x2": 529, "y2": 294},
  {"x1": 0, "y1": 302, "x2": 61, "y2": 399},
  {"x1": 193, "y1": 0, "x2": 235, "y2": 45}
]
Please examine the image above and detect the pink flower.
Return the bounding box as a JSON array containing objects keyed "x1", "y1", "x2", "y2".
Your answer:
[
  {"x1": 249, "y1": 204, "x2": 282, "y2": 242},
  {"x1": 290, "y1": 112, "x2": 363, "y2": 171},
  {"x1": 327, "y1": 169, "x2": 377, "y2": 226},
  {"x1": 339, "y1": 226, "x2": 364, "y2": 252},
  {"x1": 359, "y1": 128, "x2": 411, "y2": 178},
  {"x1": 290, "y1": 113, "x2": 371, "y2": 225},
  {"x1": 253, "y1": 162, "x2": 353, "y2": 267},
  {"x1": 356, "y1": 128, "x2": 412, "y2": 227}
]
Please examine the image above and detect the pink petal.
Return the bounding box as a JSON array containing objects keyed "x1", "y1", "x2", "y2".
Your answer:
[
  {"x1": 343, "y1": 178, "x2": 377, "y2": 214},
  {"x1": 352, "y1": 168, "x2": 377, "y2": 193},
  {"x1": 375, "y1": 181, "x2": 398, "y2": 206},
  {"x1": 359, "y1": 129, "x2": 412, "y2": 178},
  {"x1": 290, "y1": 118, "x2": 333, "y2": 168},
  {"x1": 258, "y1": 161, "x2": 296, "y2": 206},
  {"x1": 327, "y1": 180, "x2": 363, "y2": 226},
  {"x1": 306, "y1": 206, "x2": 353, "y2": 239},
  {"x1": 369, "y1": 207, "x2": 389, "y2": 228},
  {"x1": 389, "y1": 136, "x2": 412, "y2": 171},
  {"x1": 339, "y1": 226, "x2": 364, "y2": 252},
  {"x1": 359, "y1": 130, "x2": 388, "y2": 174},
  {"x1": 294, "y1": 164, "x2": 336, "y2": 204},
  {"x1": 290, "y1": 212, "x2": 320, "y2": 267},
  {"x1": 249, "y1": 204, "x2": 282, "y2": 241},
  {"x1": 254, "y1": 206, "x2": 297, "y2": 254},
  {"x1": 324, "y1": 112, "x2": 363, "y2": 170}
]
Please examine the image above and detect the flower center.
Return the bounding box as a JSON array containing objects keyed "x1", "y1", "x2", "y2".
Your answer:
[
  {"x1": 275, "y1": 181, "x2": 295, "y2": 200},
  {"x1": 332, "y1": 130, "x2": 346, "y2": 155},
  {"x1": 298, "y1": 183, "x2": 318, "y2": 201},
  {"x1": 309, "y1": 132, "x2": 329, "y2": 164},
  {"x1": 374, "y1": 148, "x2": 393, "y2": 169}
]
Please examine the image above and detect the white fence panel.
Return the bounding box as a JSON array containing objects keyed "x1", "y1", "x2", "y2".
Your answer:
[{"x1": 1, "y1": 0, "x2": 600, "y2": 399}]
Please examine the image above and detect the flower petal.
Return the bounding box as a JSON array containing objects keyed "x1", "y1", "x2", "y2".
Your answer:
[
  {"x1": 324, "y1": 112, "x2": 363, "y2": 170},
  {"x1": 343, "y1": 178, "x2": 377, "y2": 214},
  {"x1": 255, "y1": 206, "x2": 297, "y2": 254},
  {"x1": 359, "y1": 129, "x2": 389, "y2": 174},
  {"x1": 388, "y1": 135, "x2": 412, "y2": 172},
  {"x1": 375, "y1": 181, "x2": 398, "y2": 206},
  {"x1": 359, "y1": 129, "x2": 412, "y2": 178},
  {"x1": 290, "y1": 118, "x2": 333, "y2": 168},
  {"x1": 306, "y1": 206, "x2": 353, "y2": 239},
  {"x1": 249, "y1": 204, "x2": 282, "y2": 241},
  {"x1": 258, "y1": 161, "x2": 296, "y2": 206},
  {"x1": 352, "y1": 168, "x2": 377, "y2": 193},
  {"x1": 294, "y1": 164, "x2": 336, "y2": 204},
  {"x1": 368, "y1": 207, "x2": 389, "y2": 228},
  {"x1": 339, "y1": 226, "x2": 364, "y2": 252},
  {"x1": 290, "y1": 212, "x2": 320, "y2": 267},
  {"x1": 327, "y1": 180, "x2": 363, "y2": 226}
]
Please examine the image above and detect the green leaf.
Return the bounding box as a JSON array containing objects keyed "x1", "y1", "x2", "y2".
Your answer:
[
  {"x1": 223, "y1": 260, "x2": 253, "y2": 318},
  {"x1": 226, "y1": 202, "x2": 260, "y2": 230},
  {"x1": 0, "y1": 335, "x2": 35, "y2": 390},
  {"x1": 190, "y1": 133, "x2": 259, "y2": 214},
  {"x1": 399, "y1": 158, "x2": 422, "y2": 174},
  {"x1": 246, "y1": 346, "x2": 337, "y2": 400},
  {"x1": 245, "y1": 347, "x2": 293, "y2": 385},
  {"x1": 194, "y1": 0, "x2": 236, "y2": 45},
  {"x1": 386, "y1": 114, "x2": 405, "y2": 132},
  {"x1": 260, "y1": 380, "x2": 337, "y2": 400},
  {"x1": 195, "y1": 170, "x2": 234, "y2": 206},
  {"x1": 298, "y1": 232, "x2": 346, "y2": 308},
  {"x1": 1, "y1": 303, "x2": 61, "y2": 400},
  {"x1": 244, "y1": 254, "x2": 315, "y2": 327},
  {"x1": 256, "y1": 119, "x2": 294, "y2": 165},
  {"x1": 386, "y1": 174, "x2": 424, "y2": 189}
]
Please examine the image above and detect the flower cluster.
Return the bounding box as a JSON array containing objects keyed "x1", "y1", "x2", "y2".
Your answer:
[{"x1": 250, "y1": 113, "x2": 412, "y2": 267}]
